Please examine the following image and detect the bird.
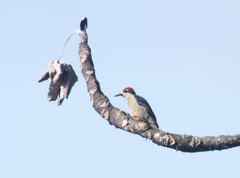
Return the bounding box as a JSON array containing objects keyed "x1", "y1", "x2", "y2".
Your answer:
[{"x1": 115, "y1": 87, "x2": 159, "y2": 129}]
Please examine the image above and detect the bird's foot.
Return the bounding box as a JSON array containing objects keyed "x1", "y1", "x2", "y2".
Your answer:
[{"x1": 133, "y1": 116, "x2": 143, "y2": 121}]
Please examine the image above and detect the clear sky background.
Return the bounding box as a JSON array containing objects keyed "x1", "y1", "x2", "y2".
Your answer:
[{"x1": 1, "y1": 0, "x2": 240, "y2": 178}]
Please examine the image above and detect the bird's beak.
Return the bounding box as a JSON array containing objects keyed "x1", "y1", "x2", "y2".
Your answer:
[
  {"x1": 114, "y1": 91, "x2": 123, "y2": 97},
  {"x1": 114, "y1": 93, "x2": 122, "y2": 97}
]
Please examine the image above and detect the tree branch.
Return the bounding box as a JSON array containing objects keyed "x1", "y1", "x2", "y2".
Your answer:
[{"x1": 78, "y1": 19, "x2": 240, "y2": 153}]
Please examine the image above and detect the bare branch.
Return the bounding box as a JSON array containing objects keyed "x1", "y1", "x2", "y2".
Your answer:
[{"x1": 78, "y1": 19, "x2": 240, "y2": 153}]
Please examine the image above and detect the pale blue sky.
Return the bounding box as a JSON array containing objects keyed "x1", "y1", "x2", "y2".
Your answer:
[{"x1": 1, "y1": 0, "x2": 240, "y2": 178}]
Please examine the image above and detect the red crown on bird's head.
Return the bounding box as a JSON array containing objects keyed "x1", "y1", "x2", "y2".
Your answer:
[{"x1": 122, "y1": 87, "x2": 136, "y2": 94}]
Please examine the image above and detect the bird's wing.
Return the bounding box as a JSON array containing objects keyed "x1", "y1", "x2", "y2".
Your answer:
[{"x1": 135, "y1": 95, "x2": 157, "y2": 121}]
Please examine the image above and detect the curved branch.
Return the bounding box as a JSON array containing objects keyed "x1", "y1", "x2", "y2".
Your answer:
[{"x1": 78, "y1": 24, "x2": 240, "y2": 153}]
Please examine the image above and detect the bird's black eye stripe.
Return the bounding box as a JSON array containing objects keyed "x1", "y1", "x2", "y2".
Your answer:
[{"x1": 124, "y1": 89, "x2": 129, "y2": 93}]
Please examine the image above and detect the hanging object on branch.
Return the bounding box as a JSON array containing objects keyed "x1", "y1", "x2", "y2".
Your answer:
[
  {"x1": 38, "y1": 17, "x2": 88, "y2": 106},
  {"x1": 38, "y1": 60, "x2": 78, "y2": 106}
]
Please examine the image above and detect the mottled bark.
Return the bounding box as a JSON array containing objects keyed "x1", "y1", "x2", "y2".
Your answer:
[{"x1": 78, "y1": 22, "x2": 240, "y2": 153}]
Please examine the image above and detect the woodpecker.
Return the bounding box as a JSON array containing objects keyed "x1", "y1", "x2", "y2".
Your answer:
[{"x1": 115, "y1": 87, "x2": 159, "y2": 129}]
